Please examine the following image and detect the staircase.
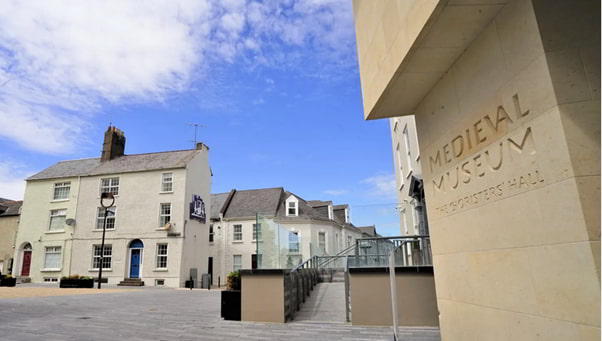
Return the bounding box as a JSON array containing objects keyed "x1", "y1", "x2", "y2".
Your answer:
[
  {"x1": 293, "y1": 281, "x2": 347, "y2": 324},
  {"x1": 117, "y1": 278, "x2": 145, "y2": 286}
]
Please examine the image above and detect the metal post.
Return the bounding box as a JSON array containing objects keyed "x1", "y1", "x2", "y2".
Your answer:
[
  {"x1": 98, "y1": 193, "x2": 114, "y2": 289},
  {"x1": 97, "y1": 207, "x2": 108, "y2": 289}
]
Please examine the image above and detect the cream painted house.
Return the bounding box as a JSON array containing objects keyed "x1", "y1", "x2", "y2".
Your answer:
[
  {"x1": 13, "y1": 127, "x2": 211, "y2": 287},
  {"x1": 209, "y1": 188, "x2": 368, "y2": 285},
  {"x1": 390, "y1": 115, "x2": 425, "y2": 237},
  {"x1": 0, "y1": 199, "x2": 22, "y2": 275}
]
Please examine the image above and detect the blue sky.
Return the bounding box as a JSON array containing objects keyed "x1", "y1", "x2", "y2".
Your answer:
[{"x1": 0, "y1": 1, "x2": 399, "y2": 235}]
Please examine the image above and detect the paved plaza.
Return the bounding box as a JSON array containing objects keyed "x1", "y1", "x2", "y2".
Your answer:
[{"x1": 0, "y1": 284, "x2": 440, "y2": 341}]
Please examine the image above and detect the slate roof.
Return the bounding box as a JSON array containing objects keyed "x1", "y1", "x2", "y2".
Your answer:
[
  {"x1": 210, "y1": 192, "x2": 230, "y2": 220},
  {"x1": 28, "y1": 149, "x2": 199, "y2": 181},
  {"x1": 222, "y1": 188, "x2": 283, "y2": 219},
  {"x1": 211, "y1": 187, "x2": 375, "y2": 235},
  {"x1": 307, "y1": 200, "x2": 332, "y2": 207},
  {"x1": 0, "y1": 200, "x2": 22, "y2": 216},
  {"x1": 358, "y1": 225, "x2": 377, "y2": 237}
]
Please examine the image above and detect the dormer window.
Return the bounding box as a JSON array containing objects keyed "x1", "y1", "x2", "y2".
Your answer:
[
  {"x1": 328, "y1": 205, "x2": 333, "y2": 220},
  {"x1": 285, "y1": 195, "x2": 299, "y2": 216}
]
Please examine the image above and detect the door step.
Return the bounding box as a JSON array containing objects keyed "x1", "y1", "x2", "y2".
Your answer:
[{"x1": 117, "y1": 278, "x2": 145, "y2": 286}]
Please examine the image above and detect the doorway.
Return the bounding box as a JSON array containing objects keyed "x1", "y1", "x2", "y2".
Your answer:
[
  {"x1": 208, "y1": 257, "x2": 213, "y2": 284},
  {"x1": 21, "y1": 243, "x2": 32, "y2": 276},
  {"x1": 128, "y1": 239, "x2": 144, "y2": 279}
]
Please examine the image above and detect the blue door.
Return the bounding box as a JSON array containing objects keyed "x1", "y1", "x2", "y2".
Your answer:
[{"x1": 130, "y1": 249, "x2": 140, "y2": 278}]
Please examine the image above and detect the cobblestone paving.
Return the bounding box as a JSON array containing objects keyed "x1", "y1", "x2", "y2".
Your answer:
[{"x1": 0, "y1": 285, "x2": 440, "y2": 341}]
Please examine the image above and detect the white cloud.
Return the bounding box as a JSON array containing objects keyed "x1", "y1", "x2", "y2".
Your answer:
[
  {"x1": 0, "y1": 160, "x2": 35, "y2": 200},
  {"x1": 252, "y1": 98, "x2": 265, "y2": 105},
  {"x1": 323, "y1": 189, "x2": 348, "y2": 196},
  {"x1": 361, "y1": 173, "x2": 396, "y2": 199},
  {"x1": 0, "y1": 0, "x2": 357, "y2": 154}
]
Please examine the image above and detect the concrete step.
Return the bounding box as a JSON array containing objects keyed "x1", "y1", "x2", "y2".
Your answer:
[{"x1": 117, "y1": 278, "x2": 145, "y2": 286}]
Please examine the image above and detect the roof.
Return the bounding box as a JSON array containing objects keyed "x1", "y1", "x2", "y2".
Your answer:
[
  {"x1": 222, "y1": 188, "x2": 284, "y2": 219},
  {"x1": 28, "y1": 149, "x2": 200, "y2": 181},
  {"x1": 0, "y1": 200, "x2": 22, "y2": 217},
  {"x1": 212, "y1": 187, "x2": 371, "y2": 233},
  {"x1": 275, "y1": 191, "x2": 332, "y2": 222},
  {"x1": 307, "y1": 200, "x2": 332, "y2": 207},
  {"x1": 210, "y1": 192, "x2": 230, "y2": 220},
  {"x1": 358, "y1": 225, "x2": 377, "y2": 237}
]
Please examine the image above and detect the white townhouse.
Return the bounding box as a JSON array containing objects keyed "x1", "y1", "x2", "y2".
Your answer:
[
  {"x1": 390, "y1": 115, "x2": 429, "y2": 237},
  {"x1": 208, "y1": 188, "x2": 369, "y2": 285},
  {"x1": 13, "y1": 127, "x2": 212, "y2": 287}
]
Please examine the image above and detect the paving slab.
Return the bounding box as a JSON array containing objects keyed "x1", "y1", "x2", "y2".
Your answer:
[{"x1": 0, "y1": 284, "x2": 440, "y2": 341}]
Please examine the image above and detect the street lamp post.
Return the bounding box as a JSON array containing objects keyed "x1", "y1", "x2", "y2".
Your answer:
[{"x1": 98, "y1": 192, "x2": 115, "y2": 289}]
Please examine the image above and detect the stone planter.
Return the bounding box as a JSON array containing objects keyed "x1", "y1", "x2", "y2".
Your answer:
[
  {"x1": 221, "y1": 290, "x2": 241, "y2": 321},
  {"x1": 0, "y1": 277, "x2": 16, "y2": 287},
  {"x1": 60, "y1": 278, "x2": 94, "y2": 288}
]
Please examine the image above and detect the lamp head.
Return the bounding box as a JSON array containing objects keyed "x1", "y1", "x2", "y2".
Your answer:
[{"x1": 100, "y1": 192, "x2": 115, "y2": 208}]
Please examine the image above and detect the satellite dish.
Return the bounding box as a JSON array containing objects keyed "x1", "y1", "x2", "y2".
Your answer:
[{"x1": 65, "y1": 218, "x2": 76, "y2": 227}]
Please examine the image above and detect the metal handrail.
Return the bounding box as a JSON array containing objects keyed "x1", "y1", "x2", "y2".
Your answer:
[
  {"x1": 291, "y1": 255, "x2": 317, "y2": 272},
  {"x1": 317, "y1": 244, "x2": 357, "y2": 268}
]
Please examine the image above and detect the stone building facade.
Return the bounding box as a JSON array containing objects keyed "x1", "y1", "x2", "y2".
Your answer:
[{"x1": 353, "y1": 0, "x2": 600, "y2": 339}]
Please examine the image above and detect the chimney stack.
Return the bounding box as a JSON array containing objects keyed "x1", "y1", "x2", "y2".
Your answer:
[
  {"x1": 196, "y1": 142, "x2": 209, "y2": 151},
  {"x1": 101, "y1": 126, "x2": 126, "y2": 161}
]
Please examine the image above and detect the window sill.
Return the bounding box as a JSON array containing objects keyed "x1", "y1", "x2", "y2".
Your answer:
[
  {"x1": 93, "y1": 229, "x2": 115, "y2": 232},
  {"x1": 50, "y1": 199, "x2": 69, "y2": 203},
  {"x1": 153, "y1": 268, "x2": 168, "y2": 272},
  {"x1": 232, "y1": 240, "x2": 243, "y2": 244},
  {"x1": 46, "y1": 230, "x2": 65, "y2": 234},
  {"x1": 155, "y1": 228, "x2": 170, "y2": 231},
  {"x1": 159, "y1": 191, "x2": 174, "y2": 194},
  {"x1": 40, "y1": 268, "x2": 62, "y2": 272},
  {"x1": 251, "y1": 240, "x2": 263, "y2": 243},
  {"x1": 88, "y1": 269, "x2": 112, "y2": 272}
]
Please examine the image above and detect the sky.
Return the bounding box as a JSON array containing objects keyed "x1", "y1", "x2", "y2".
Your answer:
[{"x1": 0, "y1": 0, "x2": 400, "y2": 235}]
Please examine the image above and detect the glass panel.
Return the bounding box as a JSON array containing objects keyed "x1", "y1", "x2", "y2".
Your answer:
[{"x1": 256, "y1": 214, "x2": 304, "y2": 269}]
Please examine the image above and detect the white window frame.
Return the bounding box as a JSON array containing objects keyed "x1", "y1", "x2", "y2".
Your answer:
[
  {"x1": 43, "y1": 246, "x2": 62, "y2": 270},
  {"x1": 396, "y1": 143, "x2": 405, "y2": 190},
  {"x1": 48, "y1": 209, "x2": 67, "y2": 231},
  {"x1": 233, "y1": 255, "x2": 242, "y2": 271},
  {"x1": 159, "y1": 203, "x2": 171, "y2": 228},
  {"x1": 288, "y1": 231, "x2": 300, "y2": 253},
  {"x1": 233, "y1": 224, "x2": 242, "y2": 242},
  {"x1": 99, "y1": 177, "x2": 120, "y2": 196},
  {"x1": 253, "y1": 223, "x2": 261, "y2": 241},
  {"x1": 96, "y1": 207, "x2": 116, "y2": 230},
  {"x1": 403, "y1": 125, "x2": 413, "y2": 175},
  {"x1": 318, "y1": 232, "x2": 326, "y2": 254},
  {"x1": 156, "y1": 243, "x2": 168, "y2": 269},
  {"x1": 52, "y1": 181, "x2": 71, "y2": 201},
  {"x1": 161, "y1": 172, "x2": 173, "y2": 193},
  {"x1": 92, "y1": 244, "x2": 112, "y2": 270}
]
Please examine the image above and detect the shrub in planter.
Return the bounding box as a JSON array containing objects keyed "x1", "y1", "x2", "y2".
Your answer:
[
  {"x1": 221, "y1": 271, "x2": 241, "y2": 321},
  {"x1": 60, "y1": 275, "x2": 94, "y2": 288},
  {"x1": 0, "y1": 274, "x2": 16, "y2": 287},
  {"x1": 226, "y1": 271, "x2": 240, "y2": 290}
]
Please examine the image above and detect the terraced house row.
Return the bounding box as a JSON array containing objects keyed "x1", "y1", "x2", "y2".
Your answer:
[
  {"x1": 12, "y1": 127, "x2": 211, "y2": 287},
  {"x1": 8, "y1": 126, "x2": 378, "y2": 288}
]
